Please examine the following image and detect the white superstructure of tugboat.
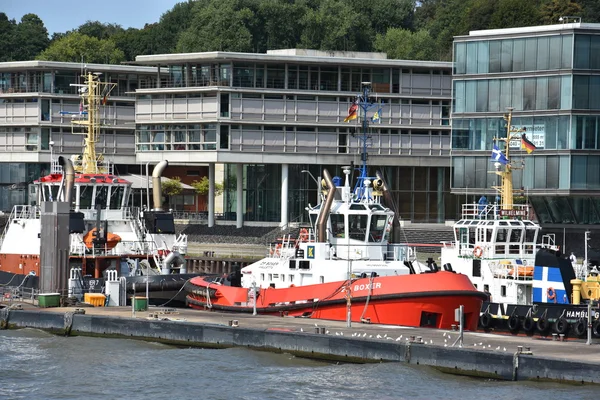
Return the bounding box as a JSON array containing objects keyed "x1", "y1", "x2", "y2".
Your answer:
[{"x1": 0, "y1": 72, "x2": 192, "y2": 304}]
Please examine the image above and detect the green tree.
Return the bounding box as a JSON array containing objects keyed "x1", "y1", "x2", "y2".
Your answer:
[
  {"x1": 580, "y1": 0, "x2": 600, "y2": 23},
  {"x1": 374, "y1": 28, "x2": 437, "y2": 61},
  {"x1": 14, "y1": 14, "x2": 49, "y2": 60},
  {"x1": 191, "y1": 176, "x2": 224, "y2": 196},
  {"x1": 152, "y1": 0, "x2": 196, "y2": 54},
  {"x1": 176, "y1": 0, "x2": 254, "y2": 52},
  {"x1": 36, "y1": 32, "x2": 125, "y2": 64},
  {"x1": 77, "y1": 21, "x2": 125, "y2": 40},
  {"x1": 540, "y1": 0, "x2": 583, "y2": 25},
  {"x1": 0, "y1": 13, "x2": 17, "y2": 61},
  {"x1": 300, "y1": 0, "x2": 374, "y2": 52},
  {"x1": 162, "y1": 177, "x2": 183, "y2": 196},
  {"x1": 489, "y1": 0, "x2": 542, "y2": 29},
  {"x1": 254, "y1": 0, "x2": 307, "y2": 52},
  {"x1": 352, "y1": 0, "x2": 416, "y2": 35}
]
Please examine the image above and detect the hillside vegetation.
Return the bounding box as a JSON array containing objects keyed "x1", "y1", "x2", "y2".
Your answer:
[{"x1": 1, "y1": 0, "x2": 599, "y2": 63}]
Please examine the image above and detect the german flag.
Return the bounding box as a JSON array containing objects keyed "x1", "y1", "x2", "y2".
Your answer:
[
  {"x1": 344, "y1": 102, "x2": 358, "y2": 122},
  {"x1": 521, "y1": 133, "x2": 536, "y2": 154}
]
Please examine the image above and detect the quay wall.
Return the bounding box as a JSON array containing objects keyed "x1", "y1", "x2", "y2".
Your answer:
[{"x1": 3, "y1": 309, "x2": 600, "y2": 384}]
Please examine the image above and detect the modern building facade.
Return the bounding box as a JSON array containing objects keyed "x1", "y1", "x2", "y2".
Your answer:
[
  {"x1": 0, "y1": 61, "x2": 158, "y2": 210},
  {"x1": 132, "y1": 49, "x2": 455, "y2": 225},
  {"x1": 452, "y1": 22, "x2": 600, "y2": 227}
]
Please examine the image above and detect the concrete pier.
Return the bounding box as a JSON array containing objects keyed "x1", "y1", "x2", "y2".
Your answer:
[{"x1": 2, "y1": 304, "x2": 600, "y2": 384}]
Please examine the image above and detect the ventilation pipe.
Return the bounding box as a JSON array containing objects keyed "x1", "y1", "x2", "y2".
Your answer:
[
  {"x1": 152, "y1": 160, "x2": 168, "y2": 211},
  {"x1": 376, "y1": 170, "x2": 400, "y2": 230},
  {"x1": 58, "y1": 156, "x2": 75, "y2": 206},
  {"x1": 317, "y1": 169, "x2": 336, "y2": 243}
]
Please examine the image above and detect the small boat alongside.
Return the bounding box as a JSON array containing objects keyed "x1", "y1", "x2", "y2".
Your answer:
[{"x1": 185, "y1": 83, "x2": 486, "y2": 330}]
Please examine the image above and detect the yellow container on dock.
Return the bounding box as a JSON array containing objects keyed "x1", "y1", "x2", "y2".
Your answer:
[{"x1": 84, "y1": 293, "x2": 106, "y2": 307}]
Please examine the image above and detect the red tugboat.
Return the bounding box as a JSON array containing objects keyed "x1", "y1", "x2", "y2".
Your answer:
[{"x1": 186, "y1": 83, "x2": 486, "y2": 330}]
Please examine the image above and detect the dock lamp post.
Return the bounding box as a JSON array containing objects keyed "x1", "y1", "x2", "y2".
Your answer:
[{"x1": 301, "y1": 170, "x2": 321, "y2": 205}]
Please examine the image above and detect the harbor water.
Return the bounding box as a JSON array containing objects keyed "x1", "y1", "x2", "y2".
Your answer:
[{"x1": 0, "y1": 329, "x2": 597, "y2": 400}]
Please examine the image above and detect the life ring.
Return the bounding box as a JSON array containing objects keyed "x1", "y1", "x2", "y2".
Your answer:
[
  {"x1": 473, "y1": 246, "x2": 483, "y2": 258},
  {"x1": 547, "y1": 287, "x2": 556, "y2": 303}
]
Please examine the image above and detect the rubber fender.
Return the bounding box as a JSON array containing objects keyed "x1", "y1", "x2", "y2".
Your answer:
[
  {"x1": 553, "y1": 317, "x2": 569, "y2": 335},
  {"x1": 573, "y1": 319, "x2": 587, "y2": 337},
  {"x1": 522, "y1": 316, "x2": 535, "y2": 332},
  {"x1": 479, "y1": 313, "x2": 493, "y2": 329},
  {"x1": 507, "y1": 315, "x2": 519, "y2": 332},
  {"x1": 536, "y1": 318, "x2": 550, "y2": 333},
  {"x1": 593, "y1": 320, "x2": 600, "y2": 338}
]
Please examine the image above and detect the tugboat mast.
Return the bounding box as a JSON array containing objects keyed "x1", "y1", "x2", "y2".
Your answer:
[
  {"x1": 352, "y1": 82, "x2": 380, "y2": 201},
  {"x1": 493, "y1": 108, "x2": 526, "y2": 211},
  {"x1": 71, "y1": 73, "x2": 116, "y2": 174}
]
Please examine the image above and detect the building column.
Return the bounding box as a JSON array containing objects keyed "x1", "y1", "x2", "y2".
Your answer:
[
  {"x1": 236, "y1": 163, "x2": 243, "y2": 228},
  {"x1": 208, "y1": 163, "x2": 215, "y2": 227},
  {"x1": 281, "y1": 164, "x2": 288, "y2": 229}
]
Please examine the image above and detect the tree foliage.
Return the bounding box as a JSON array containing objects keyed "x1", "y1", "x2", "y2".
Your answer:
[
  {"x1": 6, "y1": 0, "x2": 600, "y2": 63},
  {"x1": 0, "y1": 13, "x2": 17, "y2": 62},
  {"x1": 14, "y1": 14, "x2": 49, "y2": 61},
  {"x1": 36, "y1": 32, "x2": 125, "y2": 64},
  {"x1": 162, "y1": 177, "x2": 183, "y2": 196},
  {"x1": 191, "y1": 176, "x2": 224, "y2": 196},
  {"x1": 374, "y1": 28, "x2": 437, "y2": 61}
]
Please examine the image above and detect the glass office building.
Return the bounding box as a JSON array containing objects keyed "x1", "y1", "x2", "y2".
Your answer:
[{"x1": 452, "y1": 23, "x2": 600, "y2": 226}]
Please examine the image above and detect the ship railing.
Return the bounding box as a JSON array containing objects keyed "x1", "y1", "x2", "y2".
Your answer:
[
  {"x1": 75, "y1": 240, "x2": 160, "y2": 257},
  {"x1": 461, "y1": 203, "x2": 531, "y2": 220}
]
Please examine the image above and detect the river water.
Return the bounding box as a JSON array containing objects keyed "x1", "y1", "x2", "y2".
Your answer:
[{"x1": 0, "y1": 329, "x2": 596, "y2": 400}]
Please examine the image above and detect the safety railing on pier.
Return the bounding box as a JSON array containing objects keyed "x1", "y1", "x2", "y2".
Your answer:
[{"x1": 0, "y1": 286, "x2": 39, "y2": 306}]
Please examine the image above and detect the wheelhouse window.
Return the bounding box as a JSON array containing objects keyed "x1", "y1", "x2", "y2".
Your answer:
[
  {"x1": 330, "y1": 214, "x2": 345, "y2": 238},
  {"x1": 369, "y1": 215, "x2": 387, "y2": 242},
  {"x1": 349, "y1": 214, "x2": 368, "y2": 241}
]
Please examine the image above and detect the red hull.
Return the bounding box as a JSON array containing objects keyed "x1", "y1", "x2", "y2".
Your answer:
[{"x1": 186, "y1": 272, "x2": 486, "y2": 330}]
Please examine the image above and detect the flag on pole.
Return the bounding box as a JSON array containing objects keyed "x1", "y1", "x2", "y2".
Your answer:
[
  {"x1": 344, "y1": 102, "x2": 358, "y2": 122},
  {"x1": 491, "y1": 144, "x2": 508, "y2": 165},
  {"x1": 521, "y1": 134, "x2": 536, "y2": 154},
  {"x1": 371, "y1": 107, "x2": 382, "y2": 123}
]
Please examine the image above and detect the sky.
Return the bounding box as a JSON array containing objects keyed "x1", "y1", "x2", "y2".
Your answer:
[{"x1": 3, "y1": 0, "x2": 185, "y2": 35}]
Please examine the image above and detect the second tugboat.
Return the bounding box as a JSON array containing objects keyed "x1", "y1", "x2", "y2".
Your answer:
[
  {"x1": 0, "y1": 72, "x2": 197, "y2": 305},
  {"x1": 442, "y1": 108, "x2": 600, "y2": 337},
  {"x1": 185, "y1": 83, "x2": 487, "y2": 330}
]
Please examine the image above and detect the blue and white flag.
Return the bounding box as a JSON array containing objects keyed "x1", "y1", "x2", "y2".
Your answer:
[
  {"x1": 532, "y1": 266, "x2": 568, "y2": 304},
  {"x1": 491, "y1": 144, "x2": 508, "y2": 165}
]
